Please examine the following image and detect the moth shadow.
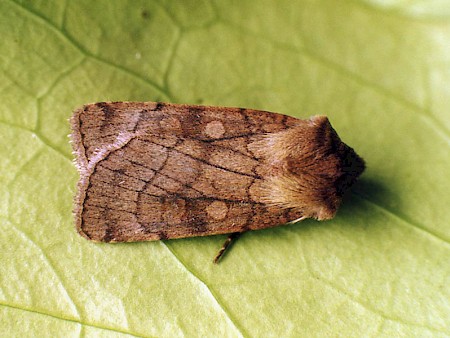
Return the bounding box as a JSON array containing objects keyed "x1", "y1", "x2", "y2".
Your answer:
[
  {"x1": 336, "y1": 176, "x2": 394, "y2": 225},
  {"x1": 350, "y1": 176, "x2": 390, "y2": 199}
]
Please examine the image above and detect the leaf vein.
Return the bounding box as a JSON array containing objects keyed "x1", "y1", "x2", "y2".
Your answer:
[
  {"x1": 161, "y1": 242, "x2": 247, "y2": 338},
  {"x1": 7, "y1": 0, "x2": 173, "y2": 101},
  {"x1": 353, "y1": 192, "x2": 450, "y2": 246},
  {"x1": 0, "y1": 302, "x2": 148, "y2": 338}
]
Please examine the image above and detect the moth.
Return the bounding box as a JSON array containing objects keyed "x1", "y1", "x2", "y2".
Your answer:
[{"x1": 70, "y1": 101, "x2": 365, "y2": 263}]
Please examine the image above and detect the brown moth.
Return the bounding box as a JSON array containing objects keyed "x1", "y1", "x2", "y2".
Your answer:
[{"x1": 70, "y1": 101, "x2": 365, "y2": 263}]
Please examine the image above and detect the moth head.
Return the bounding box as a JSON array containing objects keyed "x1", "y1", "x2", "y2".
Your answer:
[{"x1": 257, "y1": 115, "x2": 365, "y2": 220}]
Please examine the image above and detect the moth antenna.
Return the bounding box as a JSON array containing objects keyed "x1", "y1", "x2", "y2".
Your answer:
[{"x1": 213, "y1": 232, "x2": 242, "y2": 264}]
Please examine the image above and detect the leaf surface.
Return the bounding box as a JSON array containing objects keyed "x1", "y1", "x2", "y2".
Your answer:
[{"x1": 1, "y1": 0, "x2": 449, "y2": 336}]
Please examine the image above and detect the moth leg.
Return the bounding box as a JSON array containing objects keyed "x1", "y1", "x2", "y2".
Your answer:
[{"x1": 213, "y1": 232, "x2": 243, "y2": 264}]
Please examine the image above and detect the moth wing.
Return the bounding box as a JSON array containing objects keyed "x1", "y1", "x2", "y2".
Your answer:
[
  {"x1": 71, "y1": 101, "x2": 160, "y2": 171},
  {"x1": 70, "y1": 101, "x2": 300, "y2": 169},
  {"x1": 71, "y1": 102, "x2": 303, "y2": 242}
]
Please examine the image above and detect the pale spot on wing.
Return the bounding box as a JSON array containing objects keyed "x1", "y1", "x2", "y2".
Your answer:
[
  {"x1": 206, "y1": 201, "x2": 228, "y2": 220},
  {"x1": 205, "y1": 121, "x2": 225, "y2": 138}
]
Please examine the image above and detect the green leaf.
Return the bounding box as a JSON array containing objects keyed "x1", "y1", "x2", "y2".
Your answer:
[{"x1": 1, "y1": 0, "x2": 449, "y2": 336}]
